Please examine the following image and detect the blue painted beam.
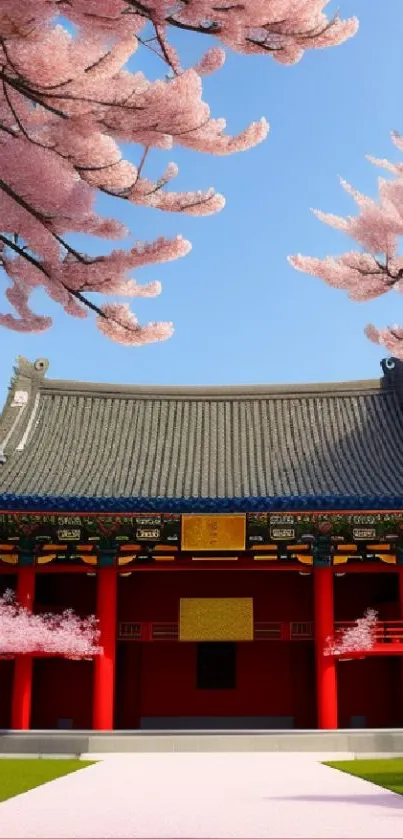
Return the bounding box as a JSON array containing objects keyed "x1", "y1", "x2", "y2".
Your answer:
[{"x1": 0, "y1": 493, "x2": 402, "y2": 513}]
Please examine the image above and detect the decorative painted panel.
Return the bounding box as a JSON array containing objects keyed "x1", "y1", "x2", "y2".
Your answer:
[
  {"x1": 0, "y1": 512, "x2": 180, "y2": 553},
  {"x1": 0, "y1": 509, "x2": 402, "y2": 565},
  {"x1": 182, "y1": 515, "x2": 246, "y2": 552},
  {"x1": 246, "y1": 511, "x2": 403, "y2": 545}
]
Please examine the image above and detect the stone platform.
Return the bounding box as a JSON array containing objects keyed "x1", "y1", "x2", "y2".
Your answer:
[{"x1": 1, "y1": 728, "x2": 403, "y2": 757}]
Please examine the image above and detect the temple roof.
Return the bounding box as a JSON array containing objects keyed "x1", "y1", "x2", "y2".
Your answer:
[{"x1": 0, "y1": 355, "x2": 403, "y2": 513}]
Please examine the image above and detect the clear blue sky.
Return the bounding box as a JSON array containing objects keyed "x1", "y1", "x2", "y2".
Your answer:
[{"x1": 1, "y1": 0, "x2": 402, "y2": 388}]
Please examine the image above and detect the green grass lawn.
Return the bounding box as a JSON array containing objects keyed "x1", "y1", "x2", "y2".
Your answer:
[
  {"x1": 0, "y1": 758, "x2": 95, "y2": 802},
  {"x1": 325, "y1": 759, "x2": 403, "y2": 796}
]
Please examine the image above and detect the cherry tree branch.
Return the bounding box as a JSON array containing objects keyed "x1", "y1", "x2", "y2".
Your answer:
[{"x1": 0, "y1": 233, "x2": 107, "y2": 318}]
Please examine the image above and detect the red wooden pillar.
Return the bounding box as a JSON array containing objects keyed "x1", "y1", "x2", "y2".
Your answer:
[
  {"x1": 398, "y1": 570, "x2": 403, "y2": 715},
  {"x1": 314, "y1": 567, "x2": 338, "y2": 729},
  {"x1": 11, "y1": 566, "x2": 35, "y2": 730},
  {"x1": 93, "y1": 570, "x2": 117, "y2": 730},
  {"x1": 399, "y1": 569, "x2": 403, "y2": 620}
]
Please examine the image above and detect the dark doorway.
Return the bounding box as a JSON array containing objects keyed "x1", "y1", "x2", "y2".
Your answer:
[{"x1": 196, "y1": 642, "x2": 236, "y2": 690}]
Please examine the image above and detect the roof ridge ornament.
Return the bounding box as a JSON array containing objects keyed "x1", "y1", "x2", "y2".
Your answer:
[
  {"x1": 383, "y1": 358, "x2": 397, "y2": 372},
  {"x1": 380, "y1": 358, "x2": 403, "y2": 408},
  {"x1": 12, "y1": 356, "x2": 49, "y2": 382},
  {"x1": 0, "y1": 357, "x2": 49, "y2": 458},
  {"x1": 381, "y1": 356, "x2": 403, "y2": 383}
]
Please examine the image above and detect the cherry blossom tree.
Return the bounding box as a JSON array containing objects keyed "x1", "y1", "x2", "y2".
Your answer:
[
  {"x1": 0, "y1": 589, "x2": 102, "y2": 659},
  {"x1": 324, "y1": 608, "x2": 378, "y2": 657},
  {"x1": 0, "y1": 1, "x2": 358, "y2": 344},
  {"x1": 289, "y1": 132, "x2": 403, "y2": 359}
]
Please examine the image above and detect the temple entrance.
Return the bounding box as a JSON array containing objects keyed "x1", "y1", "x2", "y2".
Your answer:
[
  {"x1": 115, "y1": 569, "x2": 316, "y2": 730},
  {"x1": 115, "y1": 638, "x2": 316, "y2": 730}
]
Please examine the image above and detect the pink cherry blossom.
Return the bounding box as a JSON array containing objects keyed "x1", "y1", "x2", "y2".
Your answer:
[
  {"x1": 194, "y1": 48, "x2": 226, "y2": 77},
  {"x1": 0, "y1": 2, "x2": 358, "y2": 62},
  {"x1": 289, "y1": 132, "x2": 403, "y2": 359},
  {"x1": 97, "y1": 303, "x2": 174, "y2": 345},
  {"x1": 0, "y1": 0, "x2": 358, "y2": 343},
  {"x1": 365, "y1": 324, "x2": 403, "y2": 356},
  {"x1": 324, "y1": 609, "x2": 378, "y2": 657},
  {"x1": 0, "y1": 590, "x2": 102, "y2": 659}
]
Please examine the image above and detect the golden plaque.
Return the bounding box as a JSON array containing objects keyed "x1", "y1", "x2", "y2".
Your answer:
[
  {"x1": 181, "y1": 514, "x2": 246, "y2": 552},
  {"x1": 179, "y1": 597, "x2": 253, "y2": 642}
]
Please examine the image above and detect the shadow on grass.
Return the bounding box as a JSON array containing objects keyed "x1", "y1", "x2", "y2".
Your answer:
[{"x1": 267, "y1": 793, "x2": 403, "y2": 811}]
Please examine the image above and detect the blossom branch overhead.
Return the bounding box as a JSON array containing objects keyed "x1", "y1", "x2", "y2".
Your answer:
[
  {"x1": 0, "y1": 0, "x2": 358, "y2": 344},
  {"x1": 289, "y1": 132, "x2": 403, "y2": 359}
]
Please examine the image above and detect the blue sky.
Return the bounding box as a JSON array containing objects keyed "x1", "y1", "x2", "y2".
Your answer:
[{"x1": 1, "y1": 0, "x2": 402, "y2": 388}]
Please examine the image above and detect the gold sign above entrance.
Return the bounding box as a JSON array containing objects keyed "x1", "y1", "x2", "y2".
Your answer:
[
  {"x1": 181, "y1": 514, "x2": 246, "y2": 552},
  {"x1": 179, "y1": 598, "x2": 253, "y2": 641}
]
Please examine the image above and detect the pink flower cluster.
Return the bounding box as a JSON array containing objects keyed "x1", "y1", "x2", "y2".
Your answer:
[
  {"x1": 0, "y1": 590, "x2": 103, "y2": 659},
  {"x1": 0, "y1": 0, "x2": 357, "y2": 343},
  {"x1": 289, "y1": 132, "x2": 403, "y2": 359},
  {"x1": 324, "y1": 609, "x2": 378, "y2": 657},
  {"x1": 0, "y1": 2, "x2": 358, "y2": 64}
]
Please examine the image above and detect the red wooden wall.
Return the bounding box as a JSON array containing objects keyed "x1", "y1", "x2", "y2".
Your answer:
[
  {"x1": 334, "y1": 573, "x2": 399, "y2": 620},
  {"x1": 28, "y1": 574, "x2": 97, "y2": 729},
  {"x1": 0, "y1": 574, "x2": 16, "y2": 596},
  {"x1": 117, "y1": 570, "x2": 314, "y2": 623},
  {"x1": 35, "y1": 572, "x2": 96, "y2": 616},
  {"x1": 31, "y1": 659, "x2": 93, "y2": 729},
  {"x1": 0, "y1": 660, "x2": 13, "y2": 728},
  {"x1": 338, "y1": 657, "x2": 403, "y2": 727}
]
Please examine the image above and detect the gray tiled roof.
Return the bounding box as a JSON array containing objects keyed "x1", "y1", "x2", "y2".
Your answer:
[{"x1": 0, "y1": 356, "x2": 403, "y2": 500}]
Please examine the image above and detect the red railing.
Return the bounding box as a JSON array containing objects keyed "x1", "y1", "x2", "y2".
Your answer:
[
  {"x1": 334, "y1": 620, "x2": 403, "y2": 645},
  {"x1": 117, "y1": 621, "x2": 315, "y2": 641},
  {"x1": 325, "y1": 620, "x2": 403, "y2": 659},
  {"x1": 117, "y1": 619, "x2": 403, "y2": 646},
  {"x1": 3, "y1": 618, "x2": 403, "y2": 658}
]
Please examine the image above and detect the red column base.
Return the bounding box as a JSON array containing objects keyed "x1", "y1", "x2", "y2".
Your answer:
[
  {"x1": 316, "y1": 658, "x2": 337, "y2": 729},
  {"x1": 11, "y1": 656, "x2": 33, "y2": 730},
  {"x1": 93, "y1": 657, "x2": 115, "y2": 731}
]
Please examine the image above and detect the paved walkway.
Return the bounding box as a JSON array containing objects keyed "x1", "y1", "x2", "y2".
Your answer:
[{"x1": 0, "y1": 752, "x2": 403, "y2": 838}]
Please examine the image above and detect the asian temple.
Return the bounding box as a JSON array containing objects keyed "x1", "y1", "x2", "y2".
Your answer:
[{"x1": 1, "y1": 354, "x2": 403, "y2": 733}]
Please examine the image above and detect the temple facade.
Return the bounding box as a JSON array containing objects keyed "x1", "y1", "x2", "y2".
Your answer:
[{"x1": 1, "y1": 355, "x2": 403, "y2": 731}]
